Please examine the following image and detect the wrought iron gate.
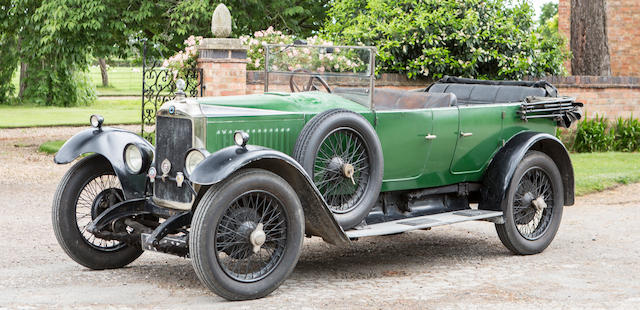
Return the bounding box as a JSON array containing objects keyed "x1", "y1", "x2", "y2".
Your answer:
[{"x1": 141, "y1": 41, "x2": 203, "y2": 142}]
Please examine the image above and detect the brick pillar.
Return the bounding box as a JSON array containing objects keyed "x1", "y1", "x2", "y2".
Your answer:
[
  {"x1": 558, "y1": 0, "x2": 572, "y2": 75},
  {"x1": 197, "y1": 38, "x2": 248, "y2": 96}
]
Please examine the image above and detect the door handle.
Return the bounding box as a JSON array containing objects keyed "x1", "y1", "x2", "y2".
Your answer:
[
  {"x1": 460, "y1": 132, "x2": 473, "y2": 137},
  {"x1": 425, "y1": 134, "x2": 437, "y2": 140}
]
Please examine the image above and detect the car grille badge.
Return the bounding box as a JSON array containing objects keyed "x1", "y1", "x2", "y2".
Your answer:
[
  {"x1": 161, "y1": 158, "x2": 171, "y2": 181},
  {"x1": 176, "y1": 172, "x2": 185, "y2": 188}
]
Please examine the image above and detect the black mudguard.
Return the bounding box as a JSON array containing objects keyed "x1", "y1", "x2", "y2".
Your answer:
[
  {"x1": 480, "y1": 131, "x2": 575, "y2": 211},
  {"x1": 54, "y1": 127, "x2": 154, "y2": 199},
  {"x1": 189, "y1": 145, "x2": 350, "y2": 246}
]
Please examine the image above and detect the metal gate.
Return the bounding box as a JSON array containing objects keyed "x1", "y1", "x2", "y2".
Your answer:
[{"x1": 141, "y1": 41, "x2": 203, "y2": 142}]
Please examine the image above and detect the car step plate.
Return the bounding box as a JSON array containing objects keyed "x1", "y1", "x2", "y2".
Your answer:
[{"x1": 345, "y1": 209, "x2": 503, "y2": 239}]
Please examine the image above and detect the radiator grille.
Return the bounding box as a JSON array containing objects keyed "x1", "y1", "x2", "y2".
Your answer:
[{"x1": 154, "y1": 116, "x2": 193, "y2": 203}]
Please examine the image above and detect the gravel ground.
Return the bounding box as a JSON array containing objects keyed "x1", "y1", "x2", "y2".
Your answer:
[{"x1": 1, "y1": 126, "x2": 639, "y2": 309}]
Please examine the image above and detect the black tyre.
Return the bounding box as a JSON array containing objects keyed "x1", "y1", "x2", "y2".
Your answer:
[
  {"x1": 496, "y1": 151, "x2": 564, "y2": 255},
  {"x1": 52, "y1": 155, "x2": 143, "y2": 269},
  {"x1": 293, "y1": 109, "x2": 383, "y2": 229},
  {"x1": 190, "y1": 169, "x2": 304, "y2": 301}
]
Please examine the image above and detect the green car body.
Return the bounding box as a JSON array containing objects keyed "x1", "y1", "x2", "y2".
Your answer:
[{"x1": 196, "y1": 91, "x2": 555, "y2": 192}]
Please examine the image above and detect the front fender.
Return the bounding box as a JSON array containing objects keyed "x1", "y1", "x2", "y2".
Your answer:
[
  {"x1": 480, "y1": 131, "x2": 575, "y2": 211},
  {"x1": 54, "y1": 127, "x2": 154, "y2": 199},
  {"x1": 189, "y1": 145, "x2": 350, "y2": 245}
]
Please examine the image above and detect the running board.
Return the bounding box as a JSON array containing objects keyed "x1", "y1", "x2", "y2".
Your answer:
[{"x1": 345, "y1": 209, "x2": 503, "y2": 239}]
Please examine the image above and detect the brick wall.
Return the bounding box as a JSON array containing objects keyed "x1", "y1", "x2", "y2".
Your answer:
[
  {"x1": 607, "y1": 0, "x2": 640, "y2": 76},
  {"x1": 548, "y1": 76, "x2": 640, "y2": 119},
  {"x1": 558, "y1": 0, "x2": 640, "y2": 76}
]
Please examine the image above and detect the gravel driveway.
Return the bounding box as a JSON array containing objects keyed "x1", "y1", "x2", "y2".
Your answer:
[{"x1": 1, "y1": 126, "x2": 639, "y2": 309}]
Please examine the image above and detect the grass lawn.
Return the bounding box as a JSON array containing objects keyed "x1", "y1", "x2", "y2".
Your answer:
[
  {"x1": 11, "y1": 66, "x2": 143, "y2": 97},
  {"x1": 38, "y1": 140, "x2": 66, "y2": 154},
  {"x1": 0, "y1": 98, "x2": 141, "y2": 128},
  {"x1": 90, "y1": 66, "x2": 142, "y2": 96},
  {"x1": 571, "y1": 152, "x2": 640, "y2": 196}
]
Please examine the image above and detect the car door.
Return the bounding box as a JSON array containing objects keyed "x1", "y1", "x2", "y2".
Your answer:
[
  {"x1": 375, "y1": 109, "x2": 433, "y2": 188},
  {"x1": 450, "y1": 104, "x2": 504, "y2": 174}
]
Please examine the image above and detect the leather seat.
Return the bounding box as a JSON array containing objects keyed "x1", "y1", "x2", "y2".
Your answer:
[{"x1": 334, "y1": 87, "x2": 456, "y2": 110}]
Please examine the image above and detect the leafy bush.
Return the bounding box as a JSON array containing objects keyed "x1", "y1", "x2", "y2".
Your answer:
[
  {"x1": 561, "y1": 115, "x2": 640, "y2": 153},
  {"x1": 613, "y1": 116, "x2": 640, "y2": 152},
  {"x1": 322, "y1": 0, "x2": 569, "y2": 79},
  {"x1": 573, "y1": 115, "x2": 614, "y2": 152}
]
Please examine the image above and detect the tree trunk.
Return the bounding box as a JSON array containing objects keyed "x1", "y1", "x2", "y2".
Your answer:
[
  {"x1": 570, "y1": 0, "x2": 611, "y2": 75},
  {"x1": 16, "y1": 36, "x2": 27, "y2": 98},
  {"x1": 18, "y1": 62, "x2": 28, "y2": 98},
  {"x1": 98, "y1": 58, "x2": 109, "y2": 87}
]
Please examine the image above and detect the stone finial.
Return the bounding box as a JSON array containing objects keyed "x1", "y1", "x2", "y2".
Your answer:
[{"x1": 211, "y1": 4, "x2": 232, "y2": 38}]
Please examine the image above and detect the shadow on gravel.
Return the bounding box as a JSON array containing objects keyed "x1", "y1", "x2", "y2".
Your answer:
[
  {"x1": 292, "y1": 230, "x2": 508, "y2": 280},
  {"x1": 121, "y1": 229, "x2": 508, "y2": 289}
]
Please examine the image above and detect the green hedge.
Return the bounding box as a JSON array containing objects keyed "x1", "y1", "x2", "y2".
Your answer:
[
  {"x1": 322, "y1": 0, "x2": 569, "y2": 79},
  {"x1": 557, "y1": 115, "x2": 640, "y2": 153}
]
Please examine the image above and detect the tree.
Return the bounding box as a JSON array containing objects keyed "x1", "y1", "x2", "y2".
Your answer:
[
  {"x1": 323, "y1": 0, "x2": 569, "y2": 80},
  {"x1": 570, "y1": 0, "x2": 610, "y2": 75},
  {"x1": 539, "y1": 2, "x2": 558, "y2": 26}
]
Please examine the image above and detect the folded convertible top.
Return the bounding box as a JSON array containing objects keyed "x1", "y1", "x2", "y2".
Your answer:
[{"x1": 431, "y1": 76, "x2": 558, "y2": 97}]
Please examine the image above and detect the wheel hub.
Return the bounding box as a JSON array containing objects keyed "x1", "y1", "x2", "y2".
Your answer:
[
  {"x1": 531, "y1": 196, "x2": 547, "y2": 211},
  {"x1": 327, "y1": 156, "x2": 345, "y2": 172},
  {"x1": 342, "y1": 163, "x2": 355, "y2": 184},
  {"x1": 249, "y1": 223, "x2": 266, "y2": 253}
]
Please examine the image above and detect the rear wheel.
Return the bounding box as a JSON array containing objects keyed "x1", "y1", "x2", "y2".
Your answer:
[
  {"x1": 52, "y1": 155, "x2": 142, "y2": 269},
  {"x1": 190, "y1": 169, "x2": 304, "y2": 300},
  {"x1": 496, "y1": 151, "x2": 564, "y2": 255}
]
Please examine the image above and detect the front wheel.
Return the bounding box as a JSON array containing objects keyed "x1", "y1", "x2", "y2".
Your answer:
[
  {"x1": 189, "y1": 169, "x2": 304, "y2": 300},
  {"x1": 495, "y1": 151, "x2": 564, "y2": 255},
  {"x1": 52, "y1": 155, "x2": 143, "y2": 269}
]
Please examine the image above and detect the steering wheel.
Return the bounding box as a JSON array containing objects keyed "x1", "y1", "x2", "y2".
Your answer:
[{"x1": 289, "y1": 69, "x2": 332, "y2": 93}]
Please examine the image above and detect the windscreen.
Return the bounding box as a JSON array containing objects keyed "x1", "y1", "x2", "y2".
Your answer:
[{"x1": 264, "y1": 44, "x2": 376, "y2": 107}]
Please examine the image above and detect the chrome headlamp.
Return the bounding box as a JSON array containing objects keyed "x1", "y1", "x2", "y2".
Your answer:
[
  {"x1": 234, "y1": 130, "x2": 250, "y2": 147},
  {"x1": 185, "y1": 148, "x2": 209, "y2": 176},
  {"x1": 124, "y1": 143, "x2": 151, "y2": 174},
  {"x1": 90, "y1": 114, "x2": 104, "y2": 129}
]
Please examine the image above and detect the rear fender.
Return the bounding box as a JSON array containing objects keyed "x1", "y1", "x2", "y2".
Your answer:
[
  {"x1": 189, "y1": 145, "x2": 350, "y2": 245},
  {"x1": 480, "y1": 131, "x2": 574, "y2": 211},
  {"x1": 54, "y1": 127, "x2": 154, "y2": 199}
]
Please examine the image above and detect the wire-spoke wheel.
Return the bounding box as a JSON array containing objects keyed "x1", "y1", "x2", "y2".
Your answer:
[
  {"x1": 76, "y1": 174, "x2": 125, "y2": 250},
  {"x1": 52, "y1": 155, "x2": 142, "y2": 269},
  {"x1": 293, "y1": 109, "x2": 383, "y2": 229},
  {"x1": 314, "y1": 127, "x2": 370, "y2": 213},
  {"x1": 513, "y1": 167, "x2": 555, "y2": 240},
  {"x1": 496, "y1": 151, "x2": 564, "y2": 255},
  {"x1": 215, "y1": 191, "x2": 288, "y2": 282},
  {"x1": 190, "y1": 169, "x2": 304, "y2": 301}
]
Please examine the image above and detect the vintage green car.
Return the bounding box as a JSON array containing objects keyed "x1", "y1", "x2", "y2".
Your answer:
[{"x1": 52, "y1": 44, "x2": 582, "y2": 300}]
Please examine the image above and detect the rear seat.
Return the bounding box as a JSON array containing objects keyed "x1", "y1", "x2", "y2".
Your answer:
[{"x1": 427, "y1": 77, "x2": 556, "y2": 106}]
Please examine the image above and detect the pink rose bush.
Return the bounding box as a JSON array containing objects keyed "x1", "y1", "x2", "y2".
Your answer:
[
  {"x1": 163, "y1": 35, "x2": 203, "y2": 79},
  {"x1": 240, "y1": 28, "x2": 365, "y2": 73}
]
